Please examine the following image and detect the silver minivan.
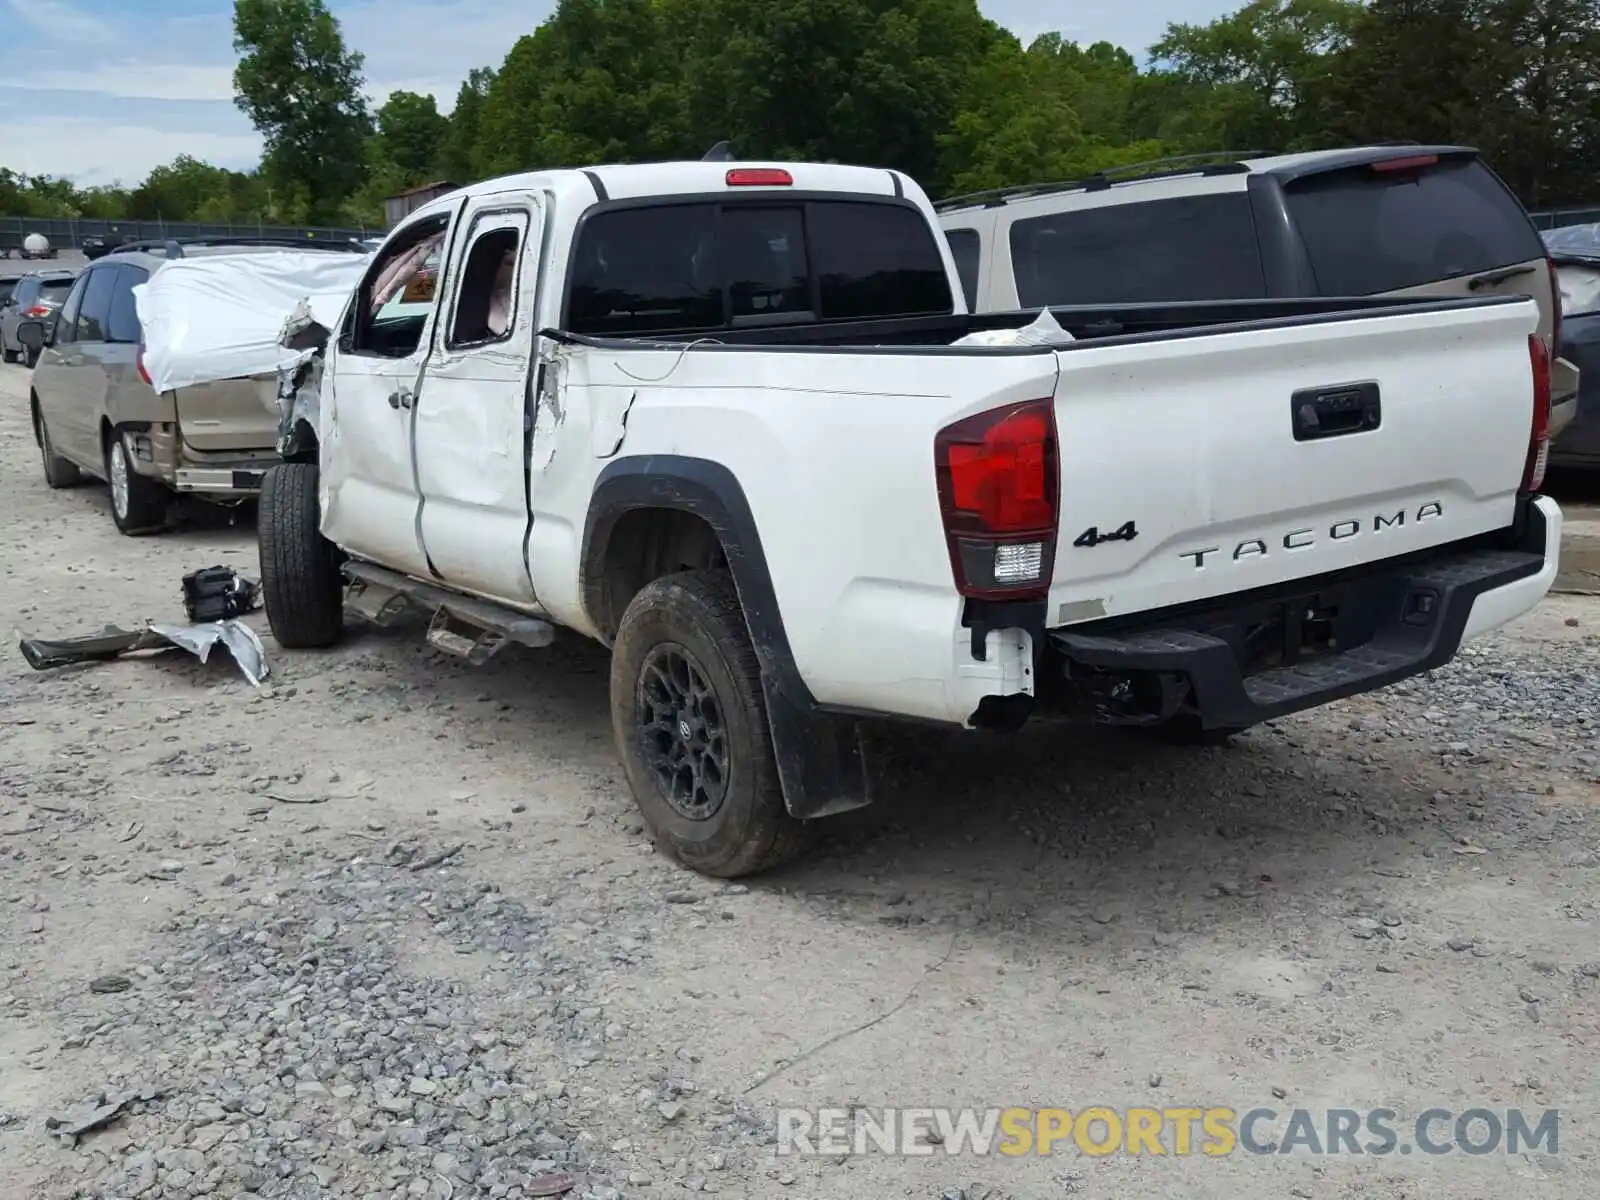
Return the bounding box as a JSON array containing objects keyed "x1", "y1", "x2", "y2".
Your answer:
[{"x1": 20, "y1": 240, "x2": 365, "y2": 534}]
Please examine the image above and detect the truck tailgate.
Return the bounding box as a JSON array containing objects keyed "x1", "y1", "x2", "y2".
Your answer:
[{"x1": 1046, "y1": 298, "x2": 1540, "y2": 624}]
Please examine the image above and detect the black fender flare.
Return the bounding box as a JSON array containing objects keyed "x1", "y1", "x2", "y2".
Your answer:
[{"x1": 582, "y1": 455, "x2": 871, "y2": 820}]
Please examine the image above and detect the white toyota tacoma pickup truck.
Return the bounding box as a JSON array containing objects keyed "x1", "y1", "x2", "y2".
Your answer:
[{"x1": 255, "y1": 158, "x2": 1563, "y2": 878}]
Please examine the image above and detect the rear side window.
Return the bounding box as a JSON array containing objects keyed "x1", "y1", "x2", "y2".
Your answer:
[
  {"x1": 0, "y1": 280, "x2": 15, "y2": 305},
  {"x1": 565, "y1": 199, "x2": 953, "y2": 336},
  {"x1": 73, "y1": 268, "x2": 118, "y2": 342},
  {"x1": 944, "y1": 228, "x2": 980, "y2": 309},
  {"x1": 1284, "y1": 158, "x2": 1546, "y2": 294},
  {"x1": 1009, "y1": 194, "x2": 1265, "y2": 307},
  {"x1": 14, "y1": 278, "x2": 39, "y2": 306},
  {"x1": 106, "y1": 265, "x2": 147, "y2": 343}
]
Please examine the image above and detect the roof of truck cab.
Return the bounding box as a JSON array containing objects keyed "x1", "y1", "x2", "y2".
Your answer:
[{"x1": 407, "y1": 160, "x2": 913, "y2": 219}]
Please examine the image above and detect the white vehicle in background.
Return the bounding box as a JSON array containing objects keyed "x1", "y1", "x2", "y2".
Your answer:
[{"x1": 140, "y1": 155, "x2": 1561, "y2": 878}]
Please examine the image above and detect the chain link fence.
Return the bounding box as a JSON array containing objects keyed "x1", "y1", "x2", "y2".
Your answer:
[{"x1": 0, "y1": 215, "x2": 373, "y2": 255}]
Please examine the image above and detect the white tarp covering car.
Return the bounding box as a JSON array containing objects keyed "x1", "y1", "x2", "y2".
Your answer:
[{"x1": 132, "y1": 250, "x2": 372, "y2": 394}]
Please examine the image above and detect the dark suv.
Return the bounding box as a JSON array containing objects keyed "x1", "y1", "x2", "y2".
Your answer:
[{"x1": 1, "y1": 269, "x2": 77, "y2": 366}]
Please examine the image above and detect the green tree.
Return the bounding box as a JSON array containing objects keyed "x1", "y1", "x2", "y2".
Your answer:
[
  {"x1": 678, "y1": 0, "x2": 1005, "y2": 191},
  {"x1": 441, "y1": 67, "x2": 495, "y2": 183},
  {"x1": 377, "y1": 90, "x2": 449, "y2": 183},
  {"x1": 475, "y1": 0, "x2": 696, "y2": 176},
  {"x1": 233, "y1": 0, "x2": 372, "y2": 221},
  {"x1": 1151, "y1": 0, "x2": 1364, "y2": 150}
]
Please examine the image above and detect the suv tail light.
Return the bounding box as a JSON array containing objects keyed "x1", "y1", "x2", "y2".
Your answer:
[
  {"x1": 1546, "y1": 256, "x2": 1563, "y2": 358},
  {"x1": 934, "y1": 399, "x2": 1058, "y2": 600},
  {"x1": 136, "y1": 345, "x2": 152, "y2": 387},
  {"x1": 1524, "y1": 333, "x2": 1551, "y2": 493},
  {"x1": 23, "y1": 305, "x2": 49, "y2": 318}
]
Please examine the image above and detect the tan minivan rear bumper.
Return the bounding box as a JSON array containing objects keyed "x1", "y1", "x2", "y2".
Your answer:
[{"x1": 125, "y1": 423, "x2": 280, "y2": 498}]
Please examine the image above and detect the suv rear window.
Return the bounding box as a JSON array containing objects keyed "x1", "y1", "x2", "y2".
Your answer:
[
  {"x1": 565, "y1": 199, "x2": 953, "y2": 336},
  {"x1": 1008, "y1": 193, "x2": 1265, "y2": 307},
  {"x1": 1284, "y1": 157, "x2": 1545, "y2": 294},
  {"x1": 38, "y1": 278, "x2": 74, "y2": 300}
]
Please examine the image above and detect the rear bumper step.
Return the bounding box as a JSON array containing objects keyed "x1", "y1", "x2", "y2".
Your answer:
[
  {"x1": 1048, "y1": 499, "x2": 1558, "y2": 729},
  {"x1": 174, "y1": 466, "x2": 268, "y2": 493}
]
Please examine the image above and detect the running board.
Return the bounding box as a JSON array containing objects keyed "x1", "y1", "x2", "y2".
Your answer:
[{"x1": 342, "y1": 561, "x2": 555, "y2": 665}]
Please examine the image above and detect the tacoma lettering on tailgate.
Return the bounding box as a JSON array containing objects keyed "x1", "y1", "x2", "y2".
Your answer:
[{"x1": 1179, "y1": 502, "x2": 1443, "y2": 569}]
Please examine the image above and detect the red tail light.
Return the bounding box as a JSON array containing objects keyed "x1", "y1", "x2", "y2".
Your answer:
[
  {"x1": 136, "y1": 346, "x2": 152, "y2": 386},
  {"x1": 1524, "y1": 333, "x2": 1551, "y2": 493},
  {"x1": 24, "y1": 305, "x2": 49, "y2": 318},
  {"x1": 726, "y1": 168, "x2": 792, "y2": 187},
  {"x1": 934, "y1": 399, "x2": 1058, "y2": 600}
]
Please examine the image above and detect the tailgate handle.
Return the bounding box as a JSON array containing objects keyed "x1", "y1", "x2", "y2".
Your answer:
[{"x1": 1291, "y1": 382, "x2": 1380, "y2": 442}]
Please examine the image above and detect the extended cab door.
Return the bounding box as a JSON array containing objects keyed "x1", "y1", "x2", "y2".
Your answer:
[
  {"x1": 413, "y1": 193, "x2": 544, "y2": 605},
  {"x1": 321, "y1": 207, "x2": 460, "y2": 578}
]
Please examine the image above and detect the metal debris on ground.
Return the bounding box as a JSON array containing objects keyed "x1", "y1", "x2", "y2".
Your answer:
[
  {"x1": 43, "y1": 1086, "x2": 163, "y2": 1145},
  {"x1": 16, "y1": 565, "x2": 269, "y2": 686},
  {"x1": 17, "y1": 620, "x2": 269, "y2": 686}
]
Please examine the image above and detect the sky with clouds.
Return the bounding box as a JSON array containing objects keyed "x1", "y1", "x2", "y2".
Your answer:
[{"x1": 0, "y1": 0, "x2": 1237, "y2": 186}]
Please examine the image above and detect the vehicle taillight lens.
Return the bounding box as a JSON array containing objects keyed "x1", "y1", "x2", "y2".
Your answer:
[
  {"x1": 1524, "y1": 333, "x2": 1551, "y2": 493},
  {"x1": 24, "y1": 305, "x2": 49, "y2": 317},
  {"x1": 726, "y1": 168, "x2": 793, "y2": 186},
  {"x1": 136, "y1": 346, "x2": 152, "y2": 386},
  {"x1": 934, "y1": 398, "x2": 1058, "y2": 600}
]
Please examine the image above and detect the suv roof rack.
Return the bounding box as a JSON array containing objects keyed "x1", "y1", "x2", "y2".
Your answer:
[
  {"x1": 107, "y1": 235, "x2": 368, "y2": 258},
  {"x1": 933, "y1": 150, "x2": 1267, "y2": 212}
]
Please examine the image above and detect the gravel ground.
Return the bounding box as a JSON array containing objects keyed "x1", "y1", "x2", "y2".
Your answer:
[{"x1": 2, "y1": 357, "x2": 1599, "y2": 1200}]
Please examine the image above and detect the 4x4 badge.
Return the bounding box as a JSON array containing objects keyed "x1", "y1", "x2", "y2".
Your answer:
[{"x1": 1073, "y1": 521, "x2": 1138, "y2": 549}]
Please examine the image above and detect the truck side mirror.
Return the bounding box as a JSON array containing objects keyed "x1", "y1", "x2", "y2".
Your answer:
[{"x1": 16, "y1": 320, "x2": 46, "y2": 351}]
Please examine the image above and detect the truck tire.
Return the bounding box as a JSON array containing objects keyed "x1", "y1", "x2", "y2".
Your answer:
[
  {"x1": 258, "y1": 462, "x2": 345, "y2": 649},
  {"x1": 611, "y1": 570, "x2": 809, "y2": 878},
  {"x1": 34, "y1": 406, "x2": 80, "y2": 488},
  {"x1": 105, "y1": 433, "x2": 167, "y2": 534}
]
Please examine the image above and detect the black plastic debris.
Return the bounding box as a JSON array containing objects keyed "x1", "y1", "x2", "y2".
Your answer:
[{"x1": 182, "y1": 565, "x2": 261, "y2": 623}]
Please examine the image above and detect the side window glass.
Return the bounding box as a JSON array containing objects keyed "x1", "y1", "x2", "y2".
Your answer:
[
  {"x1": 76, "y1": 268, "x2": 119, "y2": 343},
  {"x1": 1007, "y1": 195, "x2": 1266, "y2": 306},
  {"x1": 567, "y1": 204, "x2": 721, "y2": 336},
  {"x1": 448, "y1": 212, "x2": 530, "y2": 347},
  {"x1": 944, "y1": 228, "x2": 981, "y2": 309},
  {"x1": 352, "y1": 215, "x2": 451, "y2": 357},
  {"x1": 107, "y1": 265, "x2": 147, "y2": 343},
  {"x1": 53, "y1": 275, "x2": 89, "y2": 345}
]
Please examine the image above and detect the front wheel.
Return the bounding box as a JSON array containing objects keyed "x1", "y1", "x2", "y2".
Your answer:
[
  {"x1": 258, "y1": 462, "x2": 345, "y2": 648},
  {"x1": 610, "y1": 570, "x2": 809, "y2": 878},
  {"x1": 106, "y1": 434, "x2": 168, "y2": 534}
]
